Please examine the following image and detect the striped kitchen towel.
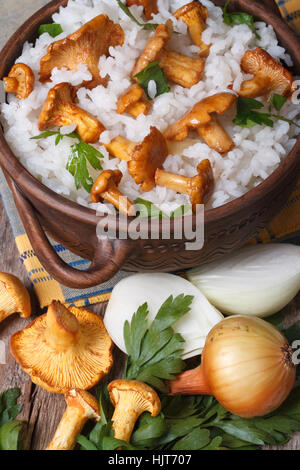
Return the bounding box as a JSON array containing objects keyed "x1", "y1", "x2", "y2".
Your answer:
[{"x1": 0, "y1": 0, "x2": 299, "y2": 308}]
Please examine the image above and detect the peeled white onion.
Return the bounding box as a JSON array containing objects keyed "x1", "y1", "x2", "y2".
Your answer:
[
  {"x1": 188, "y1": 244, "x2": 300, "y2": 318},
  {"x1": 104, "y1": 273, "x2": 223, "y2": 359}
]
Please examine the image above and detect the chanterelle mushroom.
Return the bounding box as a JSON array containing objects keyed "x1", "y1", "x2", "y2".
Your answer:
[
  {"x1": 155, "y1": 159, "x2": 214, "y2": 212},
  {"x1": 132, "y1": 21, "x2": 205, "y2": 89},
  {"x1": 40, "y1": 15, "x2": 124, "y2": 88},
  {"x1": 117, "y1": 84, "x2": 151, "y2": 118},
  {"x1": 10, "y1": 300, "x2": 113, "y2": 393},
  {"x1": 38, "y1": 82, "x2": 105, "y2": 143},
  {"x1": 3, "y1": 63, "x2": 34, "y2": 99},
  {"x1": 47, "y1": 390, "x2": 100, "y2": 451},
  {"x1": 108, "y1": 380, "x2": 161, "y2": 443},
  {"x1": 126, "y1": 0, "x2": 158, "y2": 20},
  {"x1": 91, "y1": 170, "x2": 136, "y2": 216},
  {"x1": 0, "y1": 273, "x2": 31, "y2": 323},
  {"x1": 164, "y1": 92, "x2": 236, "y2": 154},
  {"x1": 105, "y1": 127, "x2": 168, "y2": 191},
  {"x1": 238, "y1": 48, "x2": 295, "y2": 99},
  {"x1": 174, "y1": 2, "x2": 210, "y2": 58}
]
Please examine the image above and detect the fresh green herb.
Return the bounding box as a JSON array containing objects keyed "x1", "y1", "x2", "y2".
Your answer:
[
  {"x1": 116, "y1": 0, "x2": 158, "y2": 31},
  {"x1": 31, "y1": 129, "x2": 79, "y2": 145},
  {"x1": 222, "y1": 0, "x2": 261, "y2": 40},
  {"x1": 234, "y1": 97, "x2": 300, "y2": 129},
  {"x1": 38, "y1": 24, "x2": 63, "y2": 38},
  {"x1": 31, "y1": 130, "x2": 104, "y2": 193},
  {"x1": 135, "y1": 198, "x2": 168, "y2": 219},
  {"x1": 124, "y1": 294, "x2": 193, "y2": 393},
  {"x1": 233, "y1": 97, "x2": 274, "y2": 128},
  {"x1": 0, "y1": 388, "x2": 25, "y2": 450},
  {"x1": 78, "y1": 298, "x2": 300, "y2": 451},
  {"x1": 135, "y1": 199, "x2": 193, "y2": 219},
  {"x1": 67, "y1": 141, "x2": 103, "y2": 193},
  {"x1": 270, "y1": 94, "x2": 288, "y2": 112},
  {"x1": 170, "y1": 204, "x2": 193, "y2": 218},
  {"x1": 80, "y1": 385, "x2": 300, "y2": 450},
  {"x1": 134, "y1": 62, "x2": 170, "y2": 100}
]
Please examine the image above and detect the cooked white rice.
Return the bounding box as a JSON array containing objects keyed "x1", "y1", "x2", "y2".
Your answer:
[{"x1": 1, "y1": 0, "x2": 300, "y2": 215}]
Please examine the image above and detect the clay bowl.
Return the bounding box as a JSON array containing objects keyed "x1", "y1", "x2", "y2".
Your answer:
[{"x1": 0, "y1": 0, "x2": 300, "y2": 289}]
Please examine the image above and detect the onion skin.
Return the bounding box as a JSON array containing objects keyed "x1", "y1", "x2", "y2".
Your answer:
[{"x1": 170, "y1": 316, "x2": 296, "y2": 418}]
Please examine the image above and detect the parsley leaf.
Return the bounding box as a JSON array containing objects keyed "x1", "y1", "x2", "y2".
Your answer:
[
  {"x1": 234, "y1": 97, "x2": 300, "y2": 129},
  {"x1": 31, "y1": 129, "x2": 104, "y2": 193},
  {"x1": 233, "y1": 97, "x2": 274, "y2": 128},
  {"x1": 31, "y1": 129, "x2": 79, "y2": 144},
  {"x1": 124, "y1": 294, "x2": 194, "y2": 392},
  {"x1": 222, "y1": 0, "x2": 261, "y2": 40},
  {"x1": 270, "y1": 94, "x2": 288, "y2": 111},
  {"x1": 0, "y1": 388, "x2": 25, "y2": 450},
  {"x1": 66, "y1": 142, "x2": 103, "y2": 193},
  {"x1": 135, "y1": 198, "x2": 168, "y2": 219},
  {"x1": 116, "y1": 0, "x2": 158, "y2": 31},
  {"x1": 134, "y1": 62, "x2": 170, "y2": 100},
  {"x1": 38, "y1": 24, "x2": 63, "y2": 38}
]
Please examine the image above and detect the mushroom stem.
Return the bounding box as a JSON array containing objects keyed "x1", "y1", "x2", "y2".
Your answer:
[
  {"x1": 108, "y1": 380, "x2": 161, "y2": 444},
  {"x1": 159, "y1": 50, "x2": 204, "y2": 89},
  {"x1": 105, "y1": 137, "x2": 136, "y2": 162},
  {"x1": 47, "y1": 390, "x2": 100, "y2": 450},
  {"x1": 155, "y1": 168, "x2": 191, "y2": 194},
  {"x1": 197, "y1": 115, "x2": 234, "y2": 154},
  {"x1": 104, "y1": 186, "x2": 136, "y2": 216},
  {"x1": 155, "y1": 159, "x2": 214, "y2": 211},
  {"x1": 45, "y1": 301, "x2": 80, "y2": 351},
  {"x1": 3, "y1": 77, "x2": 18, "y2": 93},
  {"x1": 112, "y1": 404, "x2": 141, "y2": 443}
]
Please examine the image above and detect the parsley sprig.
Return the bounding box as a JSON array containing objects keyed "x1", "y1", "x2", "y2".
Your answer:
[
  {"x1": 31, "y1": 129, "x2": 104, "y2": 193},
  {"x1": 222, "y1": 0, "x2": 261, "y2": 40},
  {"x1": 124, "y1": 295, "x2": 193, "y2": 392},
  {"x1": 0, "y1": 388, "x2": 25, "y2": 450},
  {"x1": 234, "y1": 96, "x2": 300, "y2": 129},
  {"x1": 116, "y1": 0, "x2": 158, "y2": 31},
  {"x1": 134, "y1": 62, "x2": 170, "y2": 100}
]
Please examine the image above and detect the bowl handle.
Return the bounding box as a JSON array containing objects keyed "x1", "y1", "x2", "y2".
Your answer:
[{"x1": 10, "y1": 181, "x2": 133, "y2": 289}]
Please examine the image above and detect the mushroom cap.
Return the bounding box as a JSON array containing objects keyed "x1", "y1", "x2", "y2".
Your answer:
[
  {"x1": 40, "y1": 15, "x2": 124, "y2": 86},
  {"x1": 126, "y1": 0, "x2": 158, "y2": 20},
  {"x1": 165, "y1": 92, "x2": 236, "y2": 141},
  {"x1": 10, "y1": 302, "x2": 113, "y2": 393},
  {"x1": 91, "y1": 170, "x2": 123, "y2": 203},
  {"x1": 65, "y1": 389, "x2": 100, "y2": 419},
  {"x1": 173, "y1": 2, "x2": 209, "y2": 57},
  {"x1": 108, "y1": 380, "x2": 161, "y2": 417},
  {"x1": 239, "y1": 48, "x2": 295, "y2": 99},
  {"x1": 38, "y1": 82, "x2": 104, "y2": 143},
  {"x1": 174, "y1": 1, "x2": 208, "y2": 23},
  {"x1": 3, "y1": 63, "x2": 34, "y2": 100},
  {"x1": 117, "y1": 84, "x2": 151, "y2": 117},
  {"x1": 128, "y1": 126, "x2": 169, "y2": 191},
  {"x1": 189, "y1": 159, "x2": 214, "y2": 206},
  {"x1": 0, "y1": 273, "x2": 31, "y2": 321}
]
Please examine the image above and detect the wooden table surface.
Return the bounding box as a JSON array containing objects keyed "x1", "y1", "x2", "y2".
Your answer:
[{"x1": 0, "y1": 0, "x2": 300, "y2": 451}]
